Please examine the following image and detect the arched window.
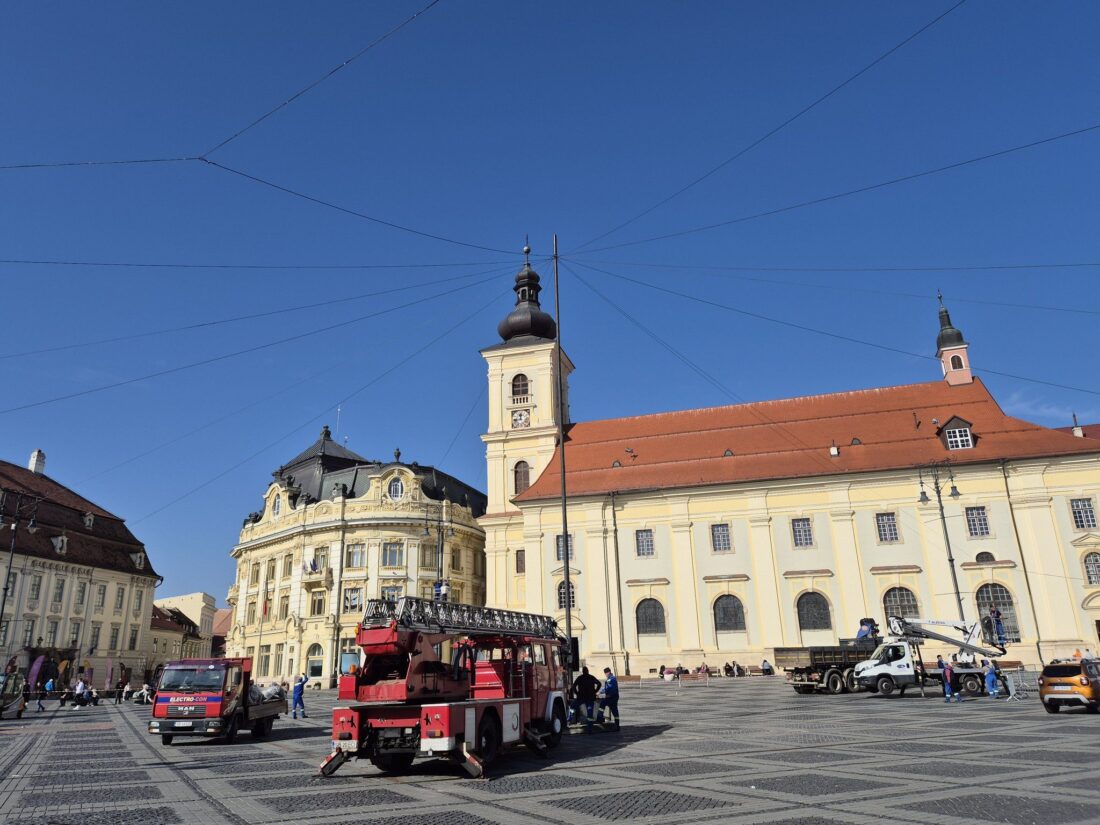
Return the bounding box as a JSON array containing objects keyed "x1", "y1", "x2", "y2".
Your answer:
[
  {"x1": 882, "y1": 586, "x2": 919, "y2": 619},
  {"x1": 514, "y1": 461, "x2": 530, "y2": 494},
  {"x1": 387, "y1": 478, "x2": 404, "y2": 500},
  {"x1": 636, "y1": 598, "x2": 666, "y2": 635},
  {"x1": 557, "y1": 580, "x2": 575, "y2": 610},
  {"x1": 713, "y1": 595, "x2": 746, "y2": 632},
  {"x1": 1085, "y1": 552, "x2": 1100, "y2": 586},
  {"x1": 976, "y1": 583, "x2": 1021, "y2": 642},
  {"x1": 511, "y1": 374, "x2": 529, "y2": 399},
  {"x1": 975, "y1": 551, "x2": 996, "y2": 564},
  {"x1": 272, "y1": 496, "x2": 281, "y2": 516},
  {"x1": 306, "y1": 643, "x2": 324, "y2": 679},
  {"x1": 515, "y1": 548, "x2": 525, "y2": 575},
  {"x1": 796, "y1": 592, "x2": 831, "y2": 631},
  {"x1": 950, "y1": 354, "x2": 964, "y2": 370}
]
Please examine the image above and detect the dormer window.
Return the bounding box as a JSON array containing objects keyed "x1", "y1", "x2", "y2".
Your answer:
[
  {"x1": 130, "y1": 552, "x2": 145, "y2": 570},
  {"x1": 83, "y1": 512, "x2": 95, "y2": 529},
  {"x1": 388, "y1": 478, "x2": 405, "y2": 500},
  {"x1": 51, "y1": 535, "x2": 68, "y2": 555},
  {"x1": 272, "y1": 496, "x2": 281, "y2": 517},
  {"x1": 945, "y1": 427, "x2": 973, "y2": 450}
]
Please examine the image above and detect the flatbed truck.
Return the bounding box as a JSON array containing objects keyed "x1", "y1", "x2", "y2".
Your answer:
[{"x1": 777, "y1": 638, "x2": 879, "y2": 694}]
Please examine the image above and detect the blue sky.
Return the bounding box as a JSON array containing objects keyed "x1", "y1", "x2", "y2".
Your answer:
[{"x1": 2, "y1": 2, "x2": 1098, "y2": 599}]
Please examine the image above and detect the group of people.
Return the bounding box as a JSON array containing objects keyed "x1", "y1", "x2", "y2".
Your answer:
[
  {"x1": 936, "y1": 654, "x2": 1011, "y2": 702},
  {"x1": 21, "y1": 677, "x2": 159, "y2": 712},
  {"x1": 658, "y1": 660, "x2": 774, "y2": 679},
  {"x1": 567, "y1": 666, "x2": 620, "y2": 732}
]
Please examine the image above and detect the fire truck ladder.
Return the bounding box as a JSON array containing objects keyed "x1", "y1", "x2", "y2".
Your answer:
[{"x1": 363, "y1": 597, "x2": 562, "y2": 641}]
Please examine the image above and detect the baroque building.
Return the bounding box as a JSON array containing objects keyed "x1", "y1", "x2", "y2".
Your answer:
[
  {"x1": 0, "y1": 450, "x2": 160, "y2": 690},
  {"x1": 481, "y1": 265, "x2": 1100, "y2": 672},
  {"x1": 153, "y1": 591, "x2": 216, "y2": 658},
  {"x1": 226, "y1": 427, "x2": 487, "y2": 686}
]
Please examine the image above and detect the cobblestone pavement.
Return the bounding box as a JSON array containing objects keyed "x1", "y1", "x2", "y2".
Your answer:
[{"x1": 2, "y1": 678, "x2": 1099, "y2": 825}]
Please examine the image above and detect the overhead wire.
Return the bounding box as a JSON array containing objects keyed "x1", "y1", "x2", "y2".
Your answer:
[
  {"x1": 131, "y1": 288, "x2": 505, "y2": 523},
  {"x1": 581, "y1": 121, "x2": 1100, "y2": 254},
  {"x1": 569, "y1": 259, "x2": 1100, "y2": 398},
  {"x1": 573, "y1": 0, "x2": 970, "y2": 252},
  {"x1": 438, "y1": 384, "x2": 486, "y2": 467},
  {"x1": 0, "y1": 257, "x2": 509, "y2": 270},
  {"x1": 0, "y1": 156, "x2": 198, "y2": 171}
]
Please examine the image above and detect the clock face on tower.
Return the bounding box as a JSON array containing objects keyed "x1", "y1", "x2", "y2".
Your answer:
[{"x1": 511, "y1": 409, "x2": 531, "y2": 429}]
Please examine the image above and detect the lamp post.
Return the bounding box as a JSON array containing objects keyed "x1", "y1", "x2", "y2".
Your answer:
[
  {"x1": 918, "y1": 461, "x2": 965, "y2": 622},
  {"x1": 0, "y1": 490, "x2": 41, "y2": 642},
  {"x1": 425, "y1": 502, "x2": 454, "y2": 603}
]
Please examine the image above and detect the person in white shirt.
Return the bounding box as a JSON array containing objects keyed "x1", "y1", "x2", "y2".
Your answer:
[{"x1": 72, "y1": 679, "x2": 87, "y2": 709}]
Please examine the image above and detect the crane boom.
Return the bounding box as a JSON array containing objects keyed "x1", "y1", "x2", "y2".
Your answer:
[
  {"x1": 887, "y1": 615, "x2": 1005, "y2": 658},
  {"x1": 362, "y1": 596, "x2": 561, "y2": 640}
]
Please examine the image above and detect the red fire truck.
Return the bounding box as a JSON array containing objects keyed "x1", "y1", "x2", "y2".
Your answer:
[{"x1": 319, "y1": 597, "x2": 569, "y2": 779}]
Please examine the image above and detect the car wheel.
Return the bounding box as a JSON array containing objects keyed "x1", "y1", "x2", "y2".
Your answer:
[
  {"x1": 1043, "y1": 702, "x2": 1061, "y2": 714},
  {"x1": 876, "y1": 676, "x2": 896, "y2": 697}
]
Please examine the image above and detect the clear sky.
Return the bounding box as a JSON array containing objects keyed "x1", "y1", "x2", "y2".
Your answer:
[{"x1": 2, "y1": 2, "x2": 1098, "y2": 600}]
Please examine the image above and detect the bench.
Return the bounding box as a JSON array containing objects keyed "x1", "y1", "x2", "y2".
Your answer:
[
  {"x1": 618, "y1": 674, "x2": 642, "y2": 684},
  {"x1": 676, "y1": 672, "x2": 709, "y2": 689}
]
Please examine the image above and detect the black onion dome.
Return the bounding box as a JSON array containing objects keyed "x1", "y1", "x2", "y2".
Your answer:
[
  {"x1": 936, "y1": 304, "x2": 966, "y2": 351},
  {"x1": 497, "y1": 263, "x2": 557, "y2": 342}
]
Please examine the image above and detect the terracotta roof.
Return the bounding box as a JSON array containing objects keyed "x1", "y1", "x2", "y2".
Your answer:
[
  {"x1": 211, "y1": 608, "x2": 233, "y2": 636},
  {"x1": 150, "y1": 605, "x2": 187, "y2": 632},
  {"x1": 515, "y1": 379, "x2": 1100, "y2": 503},
  {"x1": 1056, "y1": 423, "x2": 1100, "y2": 440}
]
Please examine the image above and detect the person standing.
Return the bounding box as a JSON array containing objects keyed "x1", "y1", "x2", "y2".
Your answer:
[
  {"x1": 939, "y1": 656, "x2": 962, "y2": 703},
  {"x1": 114, "y1": 678, "x2": 125, "y2": 705},
  {"x1": 291, "y1": 674, "x2": 308, "y2": 719},
  {"x1": 596, "y1": 667, "x2": 620, "y2": 730},
  {"x1": 988, "y1": 606, "x2": 1006, "y2": 647},
  {"x1": 981, "y1": 659, "x2": 999, "y2": 699},
  {"x1": 35, "y1": 681, "x2": 46, "y2": 712},
  {"x1": 72, "y1": 677, "x2": 87, "y2": 709},
  {"x1": 568, "y1": 666, "x2": 601, "y2": 732}
]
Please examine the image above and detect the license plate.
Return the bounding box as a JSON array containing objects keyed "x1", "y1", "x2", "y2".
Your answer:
[
  {"x1": 1052, "y1": 685, "x2": 1073, "y2": 692},
  {"x1": 176, "y1": 720, "x2": 194, "y2": 727}
]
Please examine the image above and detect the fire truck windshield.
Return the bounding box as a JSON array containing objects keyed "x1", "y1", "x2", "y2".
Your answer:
[{"x1": 159, "y1": 666, "x2": 226, "y2": 693}]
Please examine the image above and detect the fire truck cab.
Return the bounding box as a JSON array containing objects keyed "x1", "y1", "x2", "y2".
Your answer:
[{"x1": 320, "y1": 597, "x2": 569, "y2": 778}]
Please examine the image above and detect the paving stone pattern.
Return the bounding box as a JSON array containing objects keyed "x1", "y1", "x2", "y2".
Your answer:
[{"x1": 3, "y1": 677, "x2": 1098, "y2": 824}]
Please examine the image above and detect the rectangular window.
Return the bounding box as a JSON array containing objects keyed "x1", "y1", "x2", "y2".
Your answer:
[
  {"x1": 314, "y1": 546, "x2": 329, "y2": 570},
  {"x1": 114, "y1": 586, "x2": 125, "y2": 610},
  {"x1": 108, "y1": 626, "x2": 120, "y2": 650},
  {"x1": 258, "y1": 644, "x2": 271, "y2": 677},
  {"x1": 555, "y1": 534, "x2": 574, "y2": 562},
  {"x1": 792, "y1": 517, "x2": 814, "y2": 548},
  {"x1": 419, "y1": 544, "x2": 439, "y2": 570},
  {"x1": 95, "y1": 584, "x2": 106, "y2": 608},
  {"x1": 266, "y1": 558, "x2": 277, "y2": 581},
  {"x1": 965, "y1": 506, "x2": 990, "y2": 537},
  {"x1": 283, "y1": 554, "x2": 293, "y2": 578},
  {"x1": 345, "y1": 543, "x2": 365, "y2": 567},
  {"x1": 134, "y1": 590, "x2": 143, "y2": 611},
  {"x1": 710, "y1": 524, "x2": 732, "y2": 553},
  {"x1": 310, "y1": 591, "x2": 325, "y2": 617},
  {"x1": 249, "y1": 564, "x2": 260, "y2": 585},
  {"x1": 420, "y1": 582, "x2": 435, "y2": 600},
  {"x1": 52, "y1": 579, "x2": 66, "y2": 604},
  {"x1": 46, "y1": 620, "x2": 59, "y2": 646},
  {"x1": 1071, "y1": 498, "x2": 1098, "y2": 530},
  {"x1": 273, "y1": 643, "x2": 285, "y2": 676},
  {"x1": 343, "y1": 587, "x2": 363, "y2": 613},
  {"x1": 875, "y1": 512, "x2": 900, "y2": 543},
  {"x1": 245, "y1": 646, "x2": 254, "y2": 661},
  {"x1": 23, "y1": 620, "x2": 34, "y2": 647},
  {"x1": 0, "y1": 620, "x2": 7, "y2": 646},
  {"x1": 946, "y1": 427, "x2": 974, "y2": 450},
  {"x1": 128, "y1": 626, "x2": 138, "y2": 651},
  {"x1": 382, "y1": 542, "x2": 404, "y2": 567},
  {"x1": 69, "y1": 620, "x2": 81, "y2": 645},
  {"x1": 76, "y1": 581, "x2": 86, "y2": 606},
  {"x1": 29, "y1": 575, "x2": 42, "y2": 600},
  {"x1": 278, "y1": 594, "x2": 289, "y2": 621},
  {"x1": 381, "y1": 585, "x2": 402, "y2": 602},
  {"x1": 6, "y1": 572, "x2": 16, "y2": 597},
  {"x1": 635, "y1": 529, "x2": 655, "y2": 557},
  {"x1": 89, "y1": 624, "x2": 101, "y2": 650},
  {"x1": 451, "y1": 548, "x2": 463, "y2": 570},
  {"x1": 246, "y1": 600, "x2": 257, "y2": 624}
]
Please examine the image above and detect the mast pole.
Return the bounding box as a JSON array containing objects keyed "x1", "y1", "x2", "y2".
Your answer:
[{"x1": 552, "y1": 234, "x2": 574, "y2": 667}]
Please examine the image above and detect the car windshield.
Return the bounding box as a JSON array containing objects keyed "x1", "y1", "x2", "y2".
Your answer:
[{"x1": 159, "y1": 667, "x2": 225, "y2": 692}]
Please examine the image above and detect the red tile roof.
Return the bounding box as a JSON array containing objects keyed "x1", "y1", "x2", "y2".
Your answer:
[
  {"x1": 211, "y1": 608, "x2": 233, "y2": 636},
  {"x1": 1056, "y1": 423, "x2": 1100, "y2": 440},
  {"x1": 515, "y1": 379, "x2": 1100, "y2": 502},
  {"x1": 150, "y1": 605, "x2": 187, "y2": 632}
]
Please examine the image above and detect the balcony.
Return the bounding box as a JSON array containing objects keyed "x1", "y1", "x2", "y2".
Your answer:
[
  {"x1": 227, "y1": 585, "x2": 239, "y2": 606},
  {"x1": 302, "y1": 567, "x2": 333, "y2": 589},
  {"x1": 510, "y1": 395, "x2": 530, "y2": 406}
]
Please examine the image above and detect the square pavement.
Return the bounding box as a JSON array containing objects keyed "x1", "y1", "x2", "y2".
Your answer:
[{"x1": 2, "y1": 678, "x2": 1098, "y2": 824}]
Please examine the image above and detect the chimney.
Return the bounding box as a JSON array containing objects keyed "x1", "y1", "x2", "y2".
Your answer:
[
  {"x1": 28, "y1": 449, "x2": 46, "y2": 474},
  {"x1": 1072, "y1": 413, "x2": 1084, "y2": 438}
]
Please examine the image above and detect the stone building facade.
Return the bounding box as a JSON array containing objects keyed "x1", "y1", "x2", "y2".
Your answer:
[
  {"x1": 226, "y1": 428, "x2": 487, "y2": 686},
  {"x1": 154, "y1": 592, "x2": 216, "y2": 658},
  {"x1": 481, "y1": 265, "x2": 1100, "y2": 672}
]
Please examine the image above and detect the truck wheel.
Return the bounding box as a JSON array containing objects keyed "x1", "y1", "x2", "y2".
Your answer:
[
  {"x1": 370, "y1": 753, "x2": 414, "y2": 773},
  {"x1": 793, "y1": 685, "x2": 814, "y2": 695},
  {"x1": 223, "y1": 715, "x2": 239, "y2": 744},
  {"x1": 251, "y1": 719, "x2": 268, "y2": 738},
  {"x1": 1043, "y1": 702, "x2": 1060, "y2": 714},
  {"x1": 161, "y1": 735, "x2": 174, "y2": 746},
  {"x1": 825, "y1": 670, "x2": 844, "y2": 695},
  {"x1": 876, "y1": 676, "x2": 896, "y2": 697},
  {"x1": 264, "y1": 717, "x2": 275, "y2": 735},
  {"x1": 546, "y1": 701, "x2": 566, "y2": 748},
  {"x1": 843, "y1": 668, "x2": 858, "y2": 693},
  {"x1": 476, "y1": 713, "x2": 501, "y2": 765},
  {"x1": 961, "y1": 675, "x2": 981, "y2": 696}
]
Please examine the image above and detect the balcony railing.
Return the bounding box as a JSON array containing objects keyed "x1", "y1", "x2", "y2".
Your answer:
[{"x1": 511, "y1": 395, "x2": 529, "y2": 405}]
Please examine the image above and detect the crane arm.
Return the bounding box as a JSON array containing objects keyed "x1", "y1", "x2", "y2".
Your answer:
[{"x1": 886, "y1": 615, "x2": 1005, "y2": 658}]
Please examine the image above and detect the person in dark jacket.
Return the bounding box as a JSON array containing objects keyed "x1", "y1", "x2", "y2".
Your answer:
[
  {"x1": 569, "y1": 667, "x2": 601, "y2": 732},
  {"x1": 938, "y1": 655, "x2": 962, "y2": 703},
  {"x1": 292, "y1": 674, "x2": 308, "y2": 719},
  {"x1": 596, "y1": 667, "x2": 620, "y2": 730}
]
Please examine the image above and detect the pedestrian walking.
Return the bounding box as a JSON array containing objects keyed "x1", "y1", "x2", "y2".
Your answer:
[
  {"x1": 35, "y1": 681, "x2": 46, "y2": 712},
  {"x1": 568, "y1": 666, "x2": 601, "y2": 732},
  {"x1": 981, "y1": 659, "x2": 999, "y2": 699},
  {"x1": 114, "y1": 679, "x2": 125, "y2": 705},
  {"x1": 595, "y1": 667, "x2": 620, "y2": 730},
  {"x1": 291, "y1": 674, "x2": 308, "y2": 719}
]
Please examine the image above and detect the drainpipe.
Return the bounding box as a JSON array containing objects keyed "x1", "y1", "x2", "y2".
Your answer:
[
  {"x1": 609, "y1": 492, "x2": 629, "y2": 675},
  {"x1": 1000, "y1": 459, "x2": 1045, "y2": 664}
]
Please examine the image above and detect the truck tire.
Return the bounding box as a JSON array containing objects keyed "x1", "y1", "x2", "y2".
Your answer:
[
  {"x1": 161, "y1": 735, "x2": 174, "y2": 746},
  {"x1": 546, "y1": 700, "x2": 566, "y2": 748},
  {"x1": 223, "y1": 714, "x2": 239, "y2": 744},
  {"x1": 843, "y1": 668, "x2": 858, "y2": 693},
  {"x1": 251, "y1": 718, "x2": 269, "y2": 738},
  {"x1": 370, "y1": 752, "x2": 415, "y2": 773},
  {"x1": 961, "y1": 675, "x2": 981, "y2": 696},
  {"x1": 825, "y1": 670, "x2": 844, "y2": 695},
  {"x1": 476, "y1": 712, "x2": 501, "y2": 765},
  {"x1": 1043, "y1": 702, "x2": 1060, "y2": 714},
  {"x1": 876, "y1": 676, "x2": 896, "y2": 697},
  {"x1": 793, "y1": 685, "x2": 814, "y2": 695}
]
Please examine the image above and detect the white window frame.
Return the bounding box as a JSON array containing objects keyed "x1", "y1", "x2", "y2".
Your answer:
[
  {"x1": 1070, "y1": 498, "x2": 1097, "y2": 530},
  {"x1": 382, "y1": 542, "x2": 404, "y2": 568},
  {"x1": 945, "y1": 427, "x2": 974, "y2": 450},
  {"x1": 965, "y1": 506, "x2": 991, "y2": 538},
  {"x1": 555, "y1": 534, "x2": 574, "y2": 562},
  {"x1": 875, "y1": 512, "x2": 900, "y2": 544},
  {"x1": 791, "y1": 517, "x2": 815, "y2": 548},
  {"x1": 635, "y1": 529, "x2": 655, "y2": 558},
  {"x1": 710, "y1": 523, "x2": 732, "y2": 553}
]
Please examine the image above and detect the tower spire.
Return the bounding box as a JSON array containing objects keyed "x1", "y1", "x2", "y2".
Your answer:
[{"x1": 935, "y1": 294, "x2": 972, "y2": 385}]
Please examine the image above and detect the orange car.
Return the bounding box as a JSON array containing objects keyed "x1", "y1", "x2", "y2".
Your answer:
[{"x1": 1038, "y1": 660, "x2": 1100, "y2": 713}]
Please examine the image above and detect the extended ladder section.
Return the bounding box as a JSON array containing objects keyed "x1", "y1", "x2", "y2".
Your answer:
[
  {"x1": 887, "y1": 615, "x2": 1006, "y2": 658},
  {"x1": 362, "y1": 597, "x2": 561, "y2": 641}
]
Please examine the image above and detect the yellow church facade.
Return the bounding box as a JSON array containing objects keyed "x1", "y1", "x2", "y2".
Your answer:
[{"x1": 480, "y1": 265, "x2": 1100, "y2": 673}]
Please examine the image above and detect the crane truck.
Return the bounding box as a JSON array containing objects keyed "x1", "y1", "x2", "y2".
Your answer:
[
  {"x1": 318, "y1": 597, "x2": 569, "y2": 780},
  {"x1": 853, "y1": 615, "x2": 1007, "y2": 697}
]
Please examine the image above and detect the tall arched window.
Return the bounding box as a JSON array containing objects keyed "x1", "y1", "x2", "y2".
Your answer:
[
  {"x1": 950, "y1": 354, "x2": 964, "y2": 370},
  {"x1": 511, "y1": 374, "x2": 529, "y2": 399},
  {"x1": 557, "y1": 580, "x2": 575, "y2": 610},
  {"x1": 306, "y1": 643, "x2": 324, "y2": 679},
  {"x1": 796, "y1": 592, "x2": 831, "y2": 631},
  {"x1": 882, "y1": 586, "x2": 919, "y2": 619},
  {"x1": 1086, "y1": 552, "x2": 1100, "y2": 586},
  {"x1": 636, "y1": 598, "x2": 666, "y2": 635},
  {"x1": 387, "y1": 478, "x2": 404, "y2": 500},
  {"x1": 976, "y1": 583, "x2": 1021, "y2": 642},
  {"x1": 515, "y1": 548, "x2": 525, "y2": 575},
  {"x1": 514, "y1": 461, "x2": 530, "y2": 494},
  {"x1": 272, "y1": 496, "x2": 281, "y2": 516},
  {"x1": 713, "y1": 595, "x2": 746, "y2": 632}
]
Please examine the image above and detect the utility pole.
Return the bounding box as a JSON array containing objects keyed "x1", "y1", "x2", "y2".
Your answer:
[
  {"x1": 552, "y1": 234, "x2": 574, "y2": 667},
  {"x1": 919, "y1": 462, "x2": 965, "y2": 622}
]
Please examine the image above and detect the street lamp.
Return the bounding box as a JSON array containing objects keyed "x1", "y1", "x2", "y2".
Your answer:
[
  {"x1": 917, "y1": 462, "x2": 965, "y2": 622},
  {"x1": 0, "y1": 489, "x2": 42, "y2": 635},
  {"x1": 424, "y1": 503, "x2": 455, "y2": 603}
]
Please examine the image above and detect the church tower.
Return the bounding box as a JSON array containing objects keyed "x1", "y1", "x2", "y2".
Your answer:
[
  {"x1": 936, "y1": 294, "x2": 973, "y2": 386},
  {"x1": 479, "y1": 256, "x2": 573, "y2": 609}
]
